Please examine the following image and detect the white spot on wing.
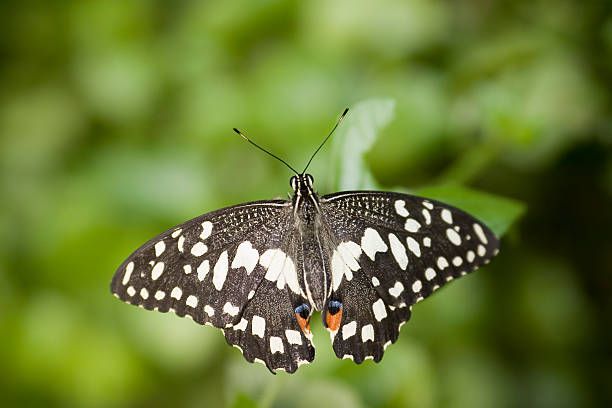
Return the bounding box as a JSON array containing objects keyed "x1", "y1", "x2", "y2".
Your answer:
[
  {"x1": 297, "y1": 359, "x2": 310, "y2": 367},
  {"x1": 404, "y1": 218, "x2": 421, "y2": 233},
  {"x1": 281, "y1": 256, "x2": 299, "y2": 293},
  {"x1": 270, "y1": 336, "x2": 284, "y2": 354},
  {"x1": 231, "y1": 241, "x2": 259, "y2": 274},
  {"x1": 452, "y1": 256, "x2": 463, "y2": 266},
  {"x1": 127, "y1": 286, "x2": 135, "y2": 297},
  {"x1": 260, "y1": 248, "x2": 285, "y2": 282},
  {"x1": 183, "y1": 265, "x2": 192, "y2": 274},
  {"x1": 388, "y1": 281, "x2": 404, "y2": 297},
  {"x1": 394, "y1": 200, "x2": 409, "y2": 217},
  {"x1": 372, "y1": 298, "x2": 387, "y2": 321},
  {"x1": 406, "y1": 237, "x2": 421, "y2": 257},
  {"x1": 233, "y1": 318, "x2": 248, "y2": 331},
  {"x1": 170, "y1": 287, "x2": 182, "y2": 300},
  {"x1": 285, "y1": 329, "x2": 302, "y2": 345},
  {"x1": 194, "y1": 260, "x2": 209, "y2": 281},
  {"x1": 361, "y1": 324, "x2": 374, "y2": 342},
  {"x1": 425, "y1": 268, "x2": 436, "y2": 280},
  {"x1": 473, "y1": 223, "x2": 488, "y2": 244},
  {"x1": 191, "y1": 242, "x2": 208, "y2": 257},
  {"x1": 151, "y1": 262, "x2": 165, "y2": 280},
  {"x1": 177, "y1": 236, "x2": 185, "y2": 252},
  {"x1": 331, "y1": 250, "x2": 349, "y2": 291},
  {"x1": 171, "y1": 229, "x2": 182, "y2": 238},
  {"x1": 252, "y1": 315, "x2": 265, "y2": 338},
  {"x1": 441, "y1": 209, "x2": 453, "y2": 224},
  {"x1": 254, "y1": 358, "x2": 265, "y2": 366},
  {"x1": 423, "y1": 237, "x2": 431, "y2": 247},
  {"x1": 259, "y1": 249, "x2": 298, "y2": 293},
  {"x1": 478, "y1": 244, "x2": 486, "y2": 257},
  {"x1": 212, "y1": 251, "x2": 229, "y2": 290},
  {"x1": 412, "y1": 280, "x2": 422, "y2": 293},
  {"x1": 223, "y1": 302, "x2": 239, "y2": 316},
  {"x1": 122, "y1": 262, "x2": 134, "y2": 285},
  {"x1": 423, "y1": 200, "x2": 434, "y2": 210},
  {"x1": 331, "y1": 241, "x2": 362, "y2": 291},
  {"x1": 342, "y1": 321, "x2": 357, "y2": 340},
  {"x1": 422, "y1": 208, "x2": 431, "y2": 225},
  {"x1": 204, "y1": 305, "x2": 214, "y2": 316},
  {"x1": 372, "y1": 277, "x2": 380, "y2": 286},
  {"x1": 154, "y1": 290, "x2": 165, "y2": 300},
  {"x1": 337, "y1": 241, "x2": 361, "y2": 271},
  {"x1": 388, "y1": 233, "x2": 408, "y2": 270},
  {"x1": 437, "y1": 256, "x2": 449, "y2": 270},
  {"x1": 186, "y1": 295, "x2": 198, "y2": 308},
  {"x1": 200, "y1": 221, "x2": 213, "y2": 240},
  {"x1": 361, "y1": 228, "x2": 388, "y2": 261},
  {"x1": 140, "y1": 288, "x2": 149, "y2": 299},
  {"x1": 446, "y1": 228, "x2": 462, "y2": 246},
  {"x1": 155, "y1": 241, "x2": 165, "y2": 257}
]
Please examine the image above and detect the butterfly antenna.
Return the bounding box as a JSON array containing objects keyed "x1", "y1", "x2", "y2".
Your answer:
[
  {"x1": 233, "y1": 128, "x2": 299, "y2": 174},
  {"x1": 302, "y1": 108, "x2": 349, "y2": 174}
]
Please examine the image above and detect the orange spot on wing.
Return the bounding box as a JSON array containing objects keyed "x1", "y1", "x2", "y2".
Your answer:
[
  {"x1": 326, "y1": 306, "x2": 343, "y2": 332},
  {"x1": 296, "y1": 313, "x2": 311, "y2": 334}
]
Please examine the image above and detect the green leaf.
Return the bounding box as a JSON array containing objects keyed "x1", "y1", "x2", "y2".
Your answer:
[
  {"x1": 330, "y1": 98, "x2": 395, "y2": 190},
  {"x1": 330, "y1": 98, "x2": 525, "y2": 237},
  {"x1": 409, "y1": 184, "x2": 526, "y2": 237},
  {"x1": 329, "y1": 98, "x2": 525, "y2": 237},
  {"x1": 230, "y1": 393, "x2": 258, "y2": 408}
]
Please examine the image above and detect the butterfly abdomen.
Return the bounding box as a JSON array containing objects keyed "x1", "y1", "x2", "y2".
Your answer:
[{"x1": 297, "y1": 222, "x2": 331, "y2": 310}]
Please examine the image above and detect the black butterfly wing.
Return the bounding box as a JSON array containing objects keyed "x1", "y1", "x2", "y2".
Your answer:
[
  {"x1": 222, "y1": 229, "x2": 316, "y2": 373},
  {"x1": 319, "y1": 191, "x2": 499, "y2": 363},
  {"x1": 110, "y1": 200, "x2": 314, "y2": 373},
  {"x1": 222, "y1": 274, "x2": 314, "y2": 373}
]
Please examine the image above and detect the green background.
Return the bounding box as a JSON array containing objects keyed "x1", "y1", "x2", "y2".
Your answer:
[{"x1": 1, "y1": 1, "x2": 611, "y2": 407}]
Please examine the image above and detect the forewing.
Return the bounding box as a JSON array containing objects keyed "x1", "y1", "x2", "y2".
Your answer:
[
  {"x1": 110, "y1": 199, "x2": 314, "y2": 372},
  {"x1": 320, "y1": 191, "x2": 499, "y2": 362}
]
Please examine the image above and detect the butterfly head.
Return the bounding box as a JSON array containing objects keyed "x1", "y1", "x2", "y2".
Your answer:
[
  {"x1": 290, "y1": 174, "x2": 319, "y2": 216},
  {"x1": 290, "y1": 173, "x2": 314, "y2": 194}
]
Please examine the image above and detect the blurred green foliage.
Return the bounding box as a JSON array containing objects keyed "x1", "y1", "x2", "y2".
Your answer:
[{"x1": 1, "y1": 1, "x2": 611, "y2": 407}]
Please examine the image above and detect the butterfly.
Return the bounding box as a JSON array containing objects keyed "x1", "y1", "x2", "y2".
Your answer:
[{"x1": 110, "y1": 109, "x2": 499, "y2": 373}]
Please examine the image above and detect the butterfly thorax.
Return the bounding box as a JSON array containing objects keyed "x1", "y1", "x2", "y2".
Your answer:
[{"x1": 290, "y1": 174, "x2": 328, "y2": 309}]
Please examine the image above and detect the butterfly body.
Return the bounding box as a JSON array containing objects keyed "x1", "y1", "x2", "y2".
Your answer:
[{"x1": 112, "y1": 172, "x2": 499, "y2": 373}]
